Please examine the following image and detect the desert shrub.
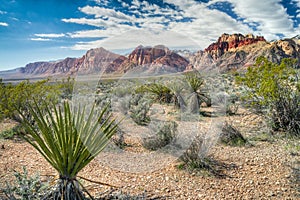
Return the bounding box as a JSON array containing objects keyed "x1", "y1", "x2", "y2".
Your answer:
[
  {"x1": 267, "y1": 85, "x2": 300, "y2": 136},
  {"x1": 142, "y1": 120, "x2": 177, "y2": 150},
  {"x1": 236, "y1": 57, "x2": 300, "y2": 136},
  {"x1": 59, "y1": 76, "x2": 74, "y2": 100},
  {"x1": 129, "y1": 94, "x2": 152, "y2": 126},
  {"x1": 0, "y1": 79, "x2": 61, "y2": 121},
  {"x1": 179, "y1": 136, "x2": 213, "y2": 170},
  {"x1": 1, "y1": 166, "x2": 48, "y2": 200},
  {"x1": 0, "y1": 125, "x2": 23, "y2": 140},
  {"x1": 220, "y1": 122, "x2": 247, "y2": 146},
  {"x1": 225, "y1": 97, "x2": 239, "y2": 116},
  {"x1": 95, "y1": 93, "x2": 111, "y2": 111}
]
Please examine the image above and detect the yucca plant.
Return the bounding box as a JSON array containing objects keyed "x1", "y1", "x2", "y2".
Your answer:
[
  {"x1": 17, "y1": 100, "x2": 118, "y2": 199},
  {"x1": 136, "y1": 83, "x2": 173, "y2": 104},
  {"x1": 184, "y1": 72, "x2": 211, "y2": 113}
]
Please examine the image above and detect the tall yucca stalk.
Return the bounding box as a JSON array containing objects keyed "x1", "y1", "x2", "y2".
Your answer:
[{"x1": 18, "y1": 100, "x2": 118, "y2": 199}]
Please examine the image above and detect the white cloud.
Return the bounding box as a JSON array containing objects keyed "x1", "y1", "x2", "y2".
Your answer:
[
  {"x1": 30, "y1": 38, "x2": 51, "y2": 41},
  {"x1": 293, "y1": 0, "x2": 300, "y2": 7},
  {"x1": 208, "y1": 0, "x2": 297, "y2": 39},
  {"x1": 61, "y1": 0, "x2": 300, "y2": 51},
  {"x1": 0, "y1": 10, "x2": 7, "y2": 14},
  {"x1": 79, "y1": 5, "x2": 133, "y2": 22},
  {"x1": 0, "y1": 22, "x2": 8, "y2": 26},
  {"x1": 62, "y1": 17, "x2": 109, "y2": 27},
  {"x1": 70, "y1": 29, "x2": 200, "y2": 51},
  {"x1": 68, "y1": 29, "x2": 105, "y2": 38},
  {"x1": 34, "y1": 33, "x2": 65, "y2": 38}
]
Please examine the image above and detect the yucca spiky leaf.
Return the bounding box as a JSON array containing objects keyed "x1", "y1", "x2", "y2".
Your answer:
[{"x1": 18, "y1": 100, "x2": 118, "y2": 180}]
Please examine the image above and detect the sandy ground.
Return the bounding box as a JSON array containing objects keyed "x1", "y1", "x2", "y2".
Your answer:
[{"x1": 0, "y1": 109, "x2": 299, "y2": 199}]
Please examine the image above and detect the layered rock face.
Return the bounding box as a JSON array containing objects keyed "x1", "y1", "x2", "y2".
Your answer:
[
  {"x1": 107, "y1": 45, "x2": 190, "y2": 74},
  {"x1": 21, "y1": 47, "x2": 120, "y2": 76},
  {"x1": 21, "y1": 57, "x2": 83, "y2": 75},
  {"x1": 190, "y1": 33, "x2": 300, "y2": 71},
  {"x1": 205, "y1": 33, "x2": 266, "y2": 60},
  {"x1": 78, "y1": 47, "x2": 120, "y2": 74}
]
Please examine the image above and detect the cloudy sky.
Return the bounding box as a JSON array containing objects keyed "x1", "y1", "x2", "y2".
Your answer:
[{"x1": 0, "y1": 0, "x2": 299, "y2": 70}]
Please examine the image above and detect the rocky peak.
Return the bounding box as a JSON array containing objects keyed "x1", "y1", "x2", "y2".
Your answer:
[
  {"x1": 205, "y1": 33, "x2": 266, "y2": 59},
  {"x1": 107, "y1": 45, "x2": 189, "y2": 74},
  {"x1": 127, "y1": 45, "x2": 171, "y2": 66}
]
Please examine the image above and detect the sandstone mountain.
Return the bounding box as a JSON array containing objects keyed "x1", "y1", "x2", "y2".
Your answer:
[
  {"x1": 106, "y1": 45, "x2": 190, "y2": 74},
  {"x1": 21, "y1": 47, "x2": 120, "y2": 76},
  {"x1": 190, "y1": 33, "x2": 300, "y2": 71}
]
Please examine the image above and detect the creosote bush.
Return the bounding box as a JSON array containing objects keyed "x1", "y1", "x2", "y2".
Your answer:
[
  {"x1": 142, "y1": 120, "x2": 178, "y2": 150},
  {"x1": 129, "y1": 94, "x2": 152, "y2": 126},
  {"x1": 236, "y1": 57, "x2": 300, "y2": 137}
]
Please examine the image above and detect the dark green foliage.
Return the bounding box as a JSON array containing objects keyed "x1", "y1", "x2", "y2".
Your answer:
[
  {"x1": 0, "y1": 79, "x2": 61, "y2": 121},
  {"x1": 236, "y1": 57, "x2": 298, "y2": 109},
  {"x1": 236, "y1": 57, "x2": 300, "y2": 136},
  {"x1": 1, "y1": 166, "x2": 48, "y2": 200},
  {"x1": 59, "y1": 76, "x2": 74, "y2": 100},
  {"x1": 142, "y1": 121, "x2": 177, "y2": 150},
  {"x1": 136, "y1": 83, "x2": 173, "y2": 104}
]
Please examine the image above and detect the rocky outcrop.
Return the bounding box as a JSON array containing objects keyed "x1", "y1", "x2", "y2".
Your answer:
[
  {"x1": 190, "y1": 33, "x2": 300, "y2": 71},
  {"x1": 78, "y1": 47, "x2": 120, "y2": 74},
  {"x1": 205, "y1": 33, "x2": 266, "y2": 60},
  {"x1": 20, "y1": 47, "x2": 120, "y2": 76},
  {"x1": 21, "y1": 57, "x2": 82, "y2": 75},
  {"x1": 110, "y1": 45, "x2": 189, "y2": 74}
]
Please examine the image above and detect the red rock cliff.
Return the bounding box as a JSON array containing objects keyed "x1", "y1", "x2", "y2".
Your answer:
[{"x1": 205, "y1": 33, "x2": 266, "y2": 59}]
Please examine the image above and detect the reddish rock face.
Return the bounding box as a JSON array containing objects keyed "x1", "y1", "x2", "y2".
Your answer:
[
  {"x1": 205, "y1": 33, "x2": 266, "y2": 59},
  {"x1": 114, "y1": 45, "x2": 189, "y2": 73},
  {"x1": 190, "y1": 33, "x2": 300, "y2": 71}
]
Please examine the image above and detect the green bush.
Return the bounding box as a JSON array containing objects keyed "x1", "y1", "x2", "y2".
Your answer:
[
  {"x1": 220, "y1": 122, "x2": 247, "y2": 146},
  {"x1": 0, "y1": 79, "x2": 61, "y2": 121},
  {"x1": 236, "y1": 57, "x2": 300, "y2": 136}
]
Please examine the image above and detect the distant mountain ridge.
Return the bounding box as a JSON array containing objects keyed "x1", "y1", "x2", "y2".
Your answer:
[
  {"x1": 14, "y1": 45, "x2": 190, "y2": 77},
  {"x1": 1, "y1": 33, "x2": 300, "y2": 79}
]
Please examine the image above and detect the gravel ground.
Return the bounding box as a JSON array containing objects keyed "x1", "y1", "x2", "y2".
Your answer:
[{"x1": 0, "y1": 109, "x2": 299, "y2": 199}]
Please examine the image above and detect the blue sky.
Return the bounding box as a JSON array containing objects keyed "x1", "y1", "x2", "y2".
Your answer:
[{"x1": 0, "y1": 0, "x2": 299, "y2": 70}]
